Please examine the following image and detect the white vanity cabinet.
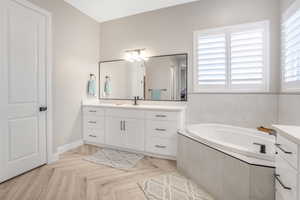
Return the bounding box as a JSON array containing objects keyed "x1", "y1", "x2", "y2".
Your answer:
[
  {"x1": 145, "y1": 111, "x2": 180, "y2": 156},
  {"x1": 105, "y1": 117, "x2": 145, "y2": 151},
  {"x1": 82, "y1": 107, "x2": 105, "y2": 144},
  {"x1": 273, "y1": 125, "x2": 300, "y2": 200},
  {"x1": 82, "y1": 102, "x2": 185, "y2": 159}
]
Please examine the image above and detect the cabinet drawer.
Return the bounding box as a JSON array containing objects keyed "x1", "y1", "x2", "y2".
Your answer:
[
  {"x1": 275, "y1": 156, "x2": 297, "y2": 200},
  {"x1": 276, "y1": 134, "x2": 298, "y2": 169},
  {"x1": 83, "y1": 107, "x2": 105, "y2": 116},
  {"x1": 84, "y1": 116, "x2": 104, "y2": 130},
  {"x1": 106, "y1": 108, "x2": 145, "y2": 119},
  {"x1": 146, "y1": 120, "x2": 178, "y2": 139},
  {"x1": 146, "y1": 111, "x2": 178, "y2": 121},
  {"x1": 146, "y1": 137, "x2": 177, "y2": 157},
  {"x1": 84, "y1": 128, "x2": 105, "y2": 144},
  {"x1": 276, "y1": 191, "x2": 285, "y2": 200}
]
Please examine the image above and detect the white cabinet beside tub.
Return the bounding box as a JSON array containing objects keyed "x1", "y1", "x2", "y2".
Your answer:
[
  {"x1": 82, "y1": 102, "x2": 186, "y2": 159},
  {"x1": 273, "y1": 125, "x2": 300, "y2": 200}
]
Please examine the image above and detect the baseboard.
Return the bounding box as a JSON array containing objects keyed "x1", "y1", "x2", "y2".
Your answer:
[
  {"x1": 57, "y1": 140, "x2": 84, "y2": 155},
  {"x1": 47, "y1": 153, "x2": 59, "y2": 164},
  {"x1": 84, "y1": 141, "x2": 176, "y2": 161}
]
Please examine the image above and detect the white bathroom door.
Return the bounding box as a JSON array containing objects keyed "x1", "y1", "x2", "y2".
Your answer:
[{"x1": 0, "y1": 0, "x2": 48, "y2": 183}]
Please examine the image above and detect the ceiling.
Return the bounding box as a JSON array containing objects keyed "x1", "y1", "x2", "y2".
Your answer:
[{"x1": 64, "y1": 0, "x2": 200, "y2": 23}]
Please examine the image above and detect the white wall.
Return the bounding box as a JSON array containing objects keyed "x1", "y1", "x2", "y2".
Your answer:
[
  {"x1": 100, "y1": 61, "x2": 131, "y2": 99},
  {"x1": 99, "y1": 0, "x2": 280, "y2": 128},
  {"x1": 28, "y1": 0, "x2": 100, "y2": 152},
  {"x1": 281, "y1": 0, "x2": 296, "y2": 12}
]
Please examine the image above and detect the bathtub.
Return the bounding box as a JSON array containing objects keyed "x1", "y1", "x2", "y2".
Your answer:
[
  {"x1": 177, "y1": 123, "x2": 276, "y2": 200},
  {"x1": 186, "y1": 124, "x2": 276, "y2": 161}
]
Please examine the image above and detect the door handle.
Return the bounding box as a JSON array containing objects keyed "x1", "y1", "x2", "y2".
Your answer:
[
  {"x1": 39, "y1": 106, "x2": 48, "y2": 112},
  {"x1": 120, "y1": 121, "x2": 123, "y2": 131},
  {"x1": 155, "y1": 145, "x2": 167, "y2": 149},
  {"x1": 155, "y1": 128, "x2": 166, "y2": 132},
  {"x1": 275, "y1": 144, "x2": 292, "y2": 154},
  {"x1": 155, "y1": 115, "x2": 167, "y2": 118},
  {"x1": 275, "y1": 174, "x2": 292, "y2": 190},
  {"x1": 123, "y1": 121, "x2": 126, "y2": 131},
  {"x1": 89, "y1": 134, "x2": 97, "y2": 138}
]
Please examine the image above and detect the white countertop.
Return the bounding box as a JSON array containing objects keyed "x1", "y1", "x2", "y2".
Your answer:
[
  {"x1": 82, "y1": 100, "x2": 187, "y2": 111},
  {"x1": 273, "y1": 124, "x2": 300, "y2": 144}
]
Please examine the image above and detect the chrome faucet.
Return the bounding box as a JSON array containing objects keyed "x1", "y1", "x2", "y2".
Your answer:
[
  {"x1": 133, "y1": 96, "x2": 139, "y2": 105},
  {"x1": 253, "y1": 143, "x2": 266, "y2": 154}
]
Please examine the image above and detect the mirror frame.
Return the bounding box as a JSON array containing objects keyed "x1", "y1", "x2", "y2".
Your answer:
[{"x1": 98, "y1": 53, "x2": 188, "y2": 102}]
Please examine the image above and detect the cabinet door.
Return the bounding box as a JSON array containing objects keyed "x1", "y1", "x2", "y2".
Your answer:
[
  {"x1": 105, "y1": 117, "x2": 124, "y2": 148},
  {"x1": 124, "y1": 119, "x2": 145, "y2": 151}
]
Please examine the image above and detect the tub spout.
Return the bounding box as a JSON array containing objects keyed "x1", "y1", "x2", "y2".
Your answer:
[{"x1": 257, "y1": 126, "x2": 277, "y2": 136}]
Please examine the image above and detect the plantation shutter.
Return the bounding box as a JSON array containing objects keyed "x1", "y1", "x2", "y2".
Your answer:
[
  {"x1": 282, "y1": 9, "x2": 300, "y2": 88},
  {"x1": 230, "y1": 29, "x2": 266, "y2": 86},
  {"x1": 194, "y1": 21, "x2": 269, "y2": 92},
  {"x1": 196, "y1": 34, "x2": 227, "y2": 86}
]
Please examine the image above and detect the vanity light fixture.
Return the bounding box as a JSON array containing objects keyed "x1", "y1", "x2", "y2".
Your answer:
[{"x1": 124, "y1": 49, "x2": 148, "y2": 62}]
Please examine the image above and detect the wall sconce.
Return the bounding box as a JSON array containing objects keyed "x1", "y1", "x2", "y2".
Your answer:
[{"x1": 124, "y1": 49, "x2": 149, "y2": 62}]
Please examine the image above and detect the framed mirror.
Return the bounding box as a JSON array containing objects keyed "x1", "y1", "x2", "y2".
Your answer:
[{"x1": 99, "y1": 53, "x2": 188, "y2": 101}]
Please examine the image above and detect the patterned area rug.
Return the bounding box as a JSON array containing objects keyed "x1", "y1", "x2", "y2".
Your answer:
[
  {"x1": 84, "y1": 148, "x2": 144, "y2": 169},
  {"x1": 139, "y1": 173, "x2": 214, "y2": 200}
]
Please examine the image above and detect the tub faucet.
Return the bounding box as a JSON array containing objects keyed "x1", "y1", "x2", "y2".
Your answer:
[
  {"x1": 133, "y1": 96, "x2": 139, "y2": 105},
  {"x1": 253, "y1": 143, "x2": 266, "y2": 154}
]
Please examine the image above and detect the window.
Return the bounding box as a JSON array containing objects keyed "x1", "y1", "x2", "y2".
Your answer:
[
  {"x1": 193, "y1": 21, "x2": 270, "y2": 92},
  {"x1": 282, "y1": 6, "x2": 300, "y2": 92}
]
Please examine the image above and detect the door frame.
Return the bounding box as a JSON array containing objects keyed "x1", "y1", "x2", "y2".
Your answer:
[{"x1": 10, "y1": 0, "x2": 55, "y2": 164}]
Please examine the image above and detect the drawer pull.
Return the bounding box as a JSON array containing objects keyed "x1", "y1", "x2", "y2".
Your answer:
[
  {"x1": 89, "y1": 110, "x2": 97, "y2": 113},
  {"x1": 155, "y1": 128, "x2": 166, "y2": 132},
  {"x1": 155, "y1": 115, "x2": 167, "y2": 118},
  {"x1": 275, "y1": 174, "x2": 292, "y2": 190},
  {"x1": 275, "y1": 144, "x2": 292, "y2": 154},
  {"x1": 88, "y1": 121, "x2": 97, "y2": 124},
  {"x1": 89, "y1": 134, "x2": 97, "y2": 138},
  {"x1": 155, "y1": 145, "x2": 167, "y2": 149}
]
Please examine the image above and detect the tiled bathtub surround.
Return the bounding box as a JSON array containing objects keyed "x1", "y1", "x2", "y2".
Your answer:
[
  {"x1": 278, "y1": 94, "x2": 300, "y2": 126},
  {"x1": 177, "y1": 134, "x2": 275, "y2": 200},
  {"x1": 186, "y1": 94, "x2": 278, "y2": 128}
]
